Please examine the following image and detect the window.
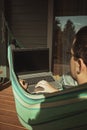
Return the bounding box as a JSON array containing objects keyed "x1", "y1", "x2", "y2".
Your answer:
[{"x1": 53, "y1": 15, "x2": 87, "y2": 75}]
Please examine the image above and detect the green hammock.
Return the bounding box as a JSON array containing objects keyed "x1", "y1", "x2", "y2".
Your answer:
[{"x1": 8, "y1": 45, "x2": 87, "y2": 130}]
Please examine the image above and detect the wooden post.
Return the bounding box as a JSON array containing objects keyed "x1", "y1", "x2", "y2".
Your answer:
[{"x1": 47, "y1": 0, "x2": 54, "y2": 72}]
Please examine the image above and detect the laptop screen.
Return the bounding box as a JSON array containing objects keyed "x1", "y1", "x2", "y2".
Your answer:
[{"x1": 12, "y1": 48, "x2": 49, "y2": 75}]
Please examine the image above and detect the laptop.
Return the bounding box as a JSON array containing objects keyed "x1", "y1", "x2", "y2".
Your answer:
[{"x1": 12, "y1": 48, "x2": 61, "y2": 93}]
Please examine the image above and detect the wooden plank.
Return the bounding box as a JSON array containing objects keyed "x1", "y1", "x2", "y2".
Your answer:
[
  {"x1": 0, "y1": 109, "x2": 16, "y2": 117},
  {"x1": 0, "y1": 83, "x2": 27, "y2": 130},
  {"x1": 0, "y1": 123, "x2": 27, "y2": 130},
  {"x1": 0, "y1": 115, "x2": 21, "y2": 126}
]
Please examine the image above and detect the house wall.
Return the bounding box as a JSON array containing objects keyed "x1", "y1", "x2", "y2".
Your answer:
[
  {"x1": 0, "y1": 0, "x2": 9, "y2": 78},
  {"x1": 1, "y1": 0, "x2": 87, "y2": 78},
  {"x1": 5, "y1": 0, "x2": 48, "y2": 48},
  {"x1": 0, "y1": 0, "x2": 54, "y2": 78},
  {"x1": 53, "y1": 0, "x2": 87, "y2": 74},
  {"x1": 54, "y1": 0, "x2": 87, "y2": 16}
]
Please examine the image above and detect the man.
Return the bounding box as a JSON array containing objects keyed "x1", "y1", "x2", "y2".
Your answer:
[{"x1": 20, "y1": 26, "x2": 87, "y2": 93}]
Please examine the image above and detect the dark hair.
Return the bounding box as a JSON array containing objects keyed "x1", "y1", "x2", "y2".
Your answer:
[{"x1": 72, "y1": 26, "x2": 87, "y2": 66}]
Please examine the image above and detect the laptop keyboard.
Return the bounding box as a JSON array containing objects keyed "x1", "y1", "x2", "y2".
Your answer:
[{"x1": 25, "y1": 75, "x2": 55, "y2": 85}]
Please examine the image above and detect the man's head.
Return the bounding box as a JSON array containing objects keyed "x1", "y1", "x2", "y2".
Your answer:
[{"x1": 70, "y1": 26, "x2": 87, "y2": 84}]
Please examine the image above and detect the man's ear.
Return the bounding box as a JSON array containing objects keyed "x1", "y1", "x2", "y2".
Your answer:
[{"x1": 76, "y1": 58, "x2": 86, "y2": 74}]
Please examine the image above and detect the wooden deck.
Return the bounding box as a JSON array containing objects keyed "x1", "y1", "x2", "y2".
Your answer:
[
  {"x1": 0, "y1": 81, "x2": 27, "y2": 130},
  {"x1": 0, "y1": 64, "x2": 59, "y2": 130}
]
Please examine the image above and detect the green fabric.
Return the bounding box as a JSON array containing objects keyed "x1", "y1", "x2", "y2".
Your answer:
[{"x1": 8, "y1": 45, "x2": 87, "y2": 130}]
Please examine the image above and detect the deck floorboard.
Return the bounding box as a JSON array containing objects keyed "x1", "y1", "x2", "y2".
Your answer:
[{"x1": 0, "y1": 82, "x2": 27, "y2": 130}]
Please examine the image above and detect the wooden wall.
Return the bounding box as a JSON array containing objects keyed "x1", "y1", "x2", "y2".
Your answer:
[
  {"x1": 1, "y1": 0, "x2": 87, "y2": 77},
  {"x1": 5, "y1": 0, "x2": 48, "y2": 48},
  {"x1": 0, "y1": 1, "x2": 1, "y2": 38},
  {"x1": 0, "y1": 0, "x2": 49, "y2": 77},
  {"x1": 0, "y1": 0, "x2": 9, "y2": 78},
  {"x1": 54, "y1": 0, "x2": 87, "y2": 16}
]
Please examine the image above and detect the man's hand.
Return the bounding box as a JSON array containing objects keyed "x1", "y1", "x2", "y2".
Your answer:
[
  {"x1": 19, "y1": 79, "x2": 28, "y2": 90},
  {"x1": 34, "y1": 80, "x2": 58, "y2": 93}
]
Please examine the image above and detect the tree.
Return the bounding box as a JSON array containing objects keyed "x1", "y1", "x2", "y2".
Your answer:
[{"x1": 62, "y1": 19, "x2": 76, "y2": 64}]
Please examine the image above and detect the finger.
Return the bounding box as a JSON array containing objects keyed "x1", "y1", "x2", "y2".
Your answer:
[{"x1": 35, "y1": 80, "x2": 47, "y2": 88}]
